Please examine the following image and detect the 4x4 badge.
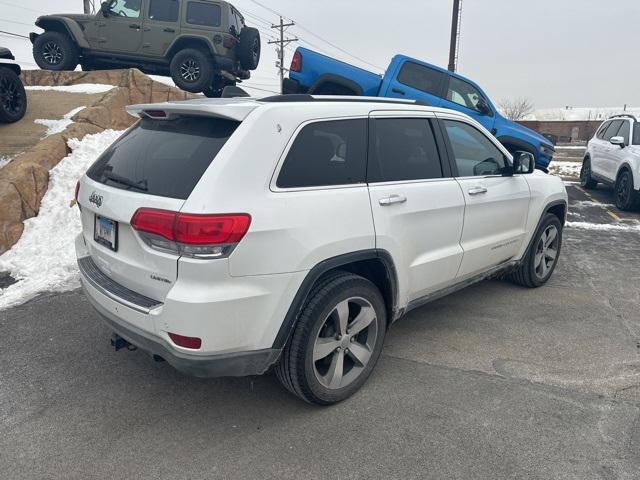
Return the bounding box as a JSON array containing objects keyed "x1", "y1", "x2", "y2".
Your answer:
[{"x1": 89, "y1": 192, "x2": 103, "y2": 208}]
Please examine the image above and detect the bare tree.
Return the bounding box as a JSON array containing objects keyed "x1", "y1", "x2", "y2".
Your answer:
[{"x1": 498, "y1": 97, "x2": 535, "y2": 121}]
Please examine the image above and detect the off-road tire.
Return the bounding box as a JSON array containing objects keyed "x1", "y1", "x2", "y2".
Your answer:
[
  {"x1": 170, "y1": 48, "x2": 215, "y2": 93},
  {"x1": 275, "y1": 272, "x2": 387, "y2": 405},
  {"x1": 614, "y1": 169, "x2": 640, "y2": 211},
  {"x1": 0, "y1": 67, "x2": 27, "y2": 123},
  {"x1": 33, "y1": 31, "x2": 79, "y2": 71},
  {"x1": 238, "y1": 27, "x2": 261, "y2": 70},
  {"x1": 580, "y1": 157, "x2": 598, "y2": 189},
  {"x1": 509, "y1": 213, "x2": 563, "y2": 288}
]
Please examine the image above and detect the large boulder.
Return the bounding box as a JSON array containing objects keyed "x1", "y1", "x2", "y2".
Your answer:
[{"x1": 0, "y1": 69, "x2": 195, "y2": 253}]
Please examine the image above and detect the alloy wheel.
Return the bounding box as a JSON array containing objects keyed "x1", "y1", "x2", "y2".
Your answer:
[
  {"x1": 0, "y1": 76, "x2": 23, "y2": 115},
  {"x1": 313, "y1": 297, "x2": 378, "y2": 390},
  {"x1": 180, "y1": 59, "x2": 201, "y2": 82},
  {"x1": 534, "y1": 225, "x2": 559, "y2": 279},
  {"x1": 616, "y1": 173, "x2": 630, "y2": 207},
  {"x1": 43, "y1": 41, "x2": 63, "y2": 65}
]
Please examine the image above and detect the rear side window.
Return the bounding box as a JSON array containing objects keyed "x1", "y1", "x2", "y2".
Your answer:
[
  {"x1": 596, "y1": 121, "x2": 610, "y2": 140},
  {"x1": 277, "y1": 119, "x2": 367, "y2": 189},
  {"x1": 634, "y1": 123, "x2": 640, "y2": 145},
  {"x1": 369, "y1": 118, "x2": 443, "y2": 182},
  {"x1": 186, "y1": 1, "x2": 221, "y2": 27},
  {"x1": 149, "y1": 0, "x2": 179, "y2": 22},
  {"x1": 397, "y1": 62, "x2": 445, "y2": 96},
  {"x1": 87, "y1": 117, "x2": 239, "y2": 200}
]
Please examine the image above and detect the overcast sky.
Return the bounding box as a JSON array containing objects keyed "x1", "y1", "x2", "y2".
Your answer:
[{"x1": 1, "y1": 0, "x2": 638, "y2": 108}]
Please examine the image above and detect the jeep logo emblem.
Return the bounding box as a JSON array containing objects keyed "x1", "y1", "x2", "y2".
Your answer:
[{"x1": 89, "y1": 192, "x2": 103, "y2": 208}]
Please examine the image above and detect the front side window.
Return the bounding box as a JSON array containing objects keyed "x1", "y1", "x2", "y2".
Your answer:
[
  {"x1": 617, "y1": 120, "x2": 631, "y2": 144},
  {"x1": 369, "y1": 118, "x2": 443, "y2": 183},
  {"x1": 108, "y1": 0, "x2": 142, "y2": 17},
  {"x1": 277, "y1": 119, "x2": 367, "y2": 189},
  {"x1": 444, "y1": 120, "x2": 507, "y2": 177},
  {"x1": 447, "y1": 77, "x2": 486, "y2": 113},
  {"x1": 397, "y1": 62, "x2": 445, "y2": 96},
  {"x1": 148, "y1": 0, "x2": 179, "y2": 22},
  {"x1": 186, "y1": 1, "x2": 221, "y2": 27},
  {"x1": 87, "y1": 117, "x2": 239, "y2": 200},
  {"x1": 602, "y1": 120, "x2": 623, "y2": 141}
]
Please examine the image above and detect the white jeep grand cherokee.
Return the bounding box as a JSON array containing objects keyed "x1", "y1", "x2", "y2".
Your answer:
[{"x1": 75, "y1": 95, "x2": 568, "y2": 404}]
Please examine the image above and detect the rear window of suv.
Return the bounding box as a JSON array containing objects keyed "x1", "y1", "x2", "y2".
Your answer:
[
  {"x1": 87, "y1": 117, "x2": 239, "y2": 200},
  {"x1": 186, "y1": 1, "x2": 221, "y2": 27}
]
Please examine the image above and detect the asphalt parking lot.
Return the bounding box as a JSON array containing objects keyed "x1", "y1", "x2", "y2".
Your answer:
[{"x1": 1, "y1": 166, "x2": 639, "y2": 480}]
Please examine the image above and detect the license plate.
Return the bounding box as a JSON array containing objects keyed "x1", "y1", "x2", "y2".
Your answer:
[{"x1": 94, "y1": 215, "x2": 118, "y2": 251}]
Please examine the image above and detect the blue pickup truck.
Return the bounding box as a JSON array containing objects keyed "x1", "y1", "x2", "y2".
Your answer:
[{"x1": 284, "y1": 47, "x2": 555, "y2": 169}]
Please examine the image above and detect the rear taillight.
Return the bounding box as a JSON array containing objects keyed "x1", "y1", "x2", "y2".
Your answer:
[
  {"x1": 168, "y1": 333, "x2": 202, "y2": 350},
  {"x1": 223, "y1": 35, "x2": 237, "y2": 49},
  {"x1": 290, "y1": 51, "x2": 302, "y2": 72},
  {"x1": 130, "y1": 208, "x2": 251, "y2": 259},
  {"x1": 74, "y1": 181, "x2": 80, "y2": 203}
]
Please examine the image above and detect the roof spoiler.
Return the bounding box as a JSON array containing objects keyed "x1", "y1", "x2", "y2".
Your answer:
[{"x1": 126, "y1": 100, "x2": 258, "y2": 122}]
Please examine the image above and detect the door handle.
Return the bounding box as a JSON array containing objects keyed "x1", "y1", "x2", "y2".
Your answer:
[
  {"x1": 163, "y1": 28, "x2": 176, "y2": 33},
  {"x1": 129, "y1": 24, "x2": 141, "y2": 29},
  {"x1": 391, "y1": 88, "x2": 406, "y2": 95},
  {"x1": 468, "y1": 187, "x2": 488, "y2": 195},
  {"x1": 379, "y1": 194, "x2": 407, "y2": 206}
]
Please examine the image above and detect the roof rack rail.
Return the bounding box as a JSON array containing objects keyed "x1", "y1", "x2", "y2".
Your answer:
[
  {"x1": 608, "y1": 113, "x2": 638, "y2": 120},
  {"x1": 260, "y1": 94, "x2": 430, "y2": 107}
]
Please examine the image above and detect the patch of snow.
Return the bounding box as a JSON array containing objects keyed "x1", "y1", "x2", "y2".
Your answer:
[
  {"x1": 572, "y1": 200, "x2": 615, "y2": 208},
  {"x1": 35, "y1": 106, "x2": 86, "y2": 137},
  {"x1": 25, "y1": 84, "x2": 115, "y2": 94},
  {"x1": 0, "y1": 156, "x2": 11, "y2": 169},
  {"x1": 549, "y1": 161, "x2": 582, "y2": 177},
  {"x1": 0, "y1": 129, "x2": 124, "y2": 310},
  {"x1": 566, "y1": 221, "x2": 640, "y2": 232}
]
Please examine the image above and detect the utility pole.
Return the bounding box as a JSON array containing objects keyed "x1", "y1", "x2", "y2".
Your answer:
[
  {"x1": 83, "y1": 0, "x2": 96, "y2": 14},
  {"x1": 269, "y1": 17, "x2": 298, "y2": 93},
  {"x1": 448, "y1": 0, "x2": 463, "y2": 72}
]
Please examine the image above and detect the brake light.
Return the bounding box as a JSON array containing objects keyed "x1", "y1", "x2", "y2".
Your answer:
[
  {"x1": 130, "y1": 208, "x2": 251, "y2": 258},
  {"x1": 169, "y1": 333, "x2": 202, "y2": 350},
  {"x1": 290, "y1": 51, "x2": 302, "y2": 72},
  {"x1": 223, "y1": 35, "x2": 237, "y2": 49}
]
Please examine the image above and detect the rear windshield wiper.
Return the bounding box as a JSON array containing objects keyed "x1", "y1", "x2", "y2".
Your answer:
[{"x1": 102, "y1": 171, "x2": 148, "y2": 192}]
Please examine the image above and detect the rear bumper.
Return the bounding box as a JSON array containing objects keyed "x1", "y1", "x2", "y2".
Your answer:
[{"x1": 86, "y1": 290, "x2": 280, "y2": 377}]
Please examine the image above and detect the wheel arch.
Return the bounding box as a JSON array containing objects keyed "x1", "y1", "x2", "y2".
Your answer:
[
  {"x1": 616, "y1": 162, "x2": 639, "y2": 190},
  {"x1": 272, "y1": 250, "x2": 399, "y2": 351},
  {"x1": 307, "y1": 74, "x2": 364, "y2": 96},
  {"x1": 34, "y1": 16, "x2": 89, "y2": 49},
  {"x1": 166, "y1": 36, "x2": 216, "y2": 59}
]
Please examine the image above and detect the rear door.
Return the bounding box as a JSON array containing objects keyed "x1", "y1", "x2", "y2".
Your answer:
[
  {"x1": 384, "y1": 60, "x2": 446, "y2": 107},
  {"x1": 367, "y1": 111, "x2": 466, "y2": 304},
  {"x1": 80, "y1": 115, "x2": 240, "y2": 302},
  {"x1": 441, "y1": 76, "x2": 496, "y2": 132},
  {"x1": 438, "y1": 115, "x2": 531, "y2": 278},
  {"x1": 143, "y1": 0, "x2": 181, "y2": 57},
  {"x1": 99, "y1": 0, "x2": 145, "y2": 53}
]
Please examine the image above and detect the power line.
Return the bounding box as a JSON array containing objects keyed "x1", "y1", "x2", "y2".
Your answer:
[
  {"x1": 0, "y1": 29, "x2": 29, "y2": 39},
  {"x1": 0, "y1": 18, "x2": 34, "y2": 27},
  {"x1": 0, "y1": 0, "x2": 42, "y2": 14}
]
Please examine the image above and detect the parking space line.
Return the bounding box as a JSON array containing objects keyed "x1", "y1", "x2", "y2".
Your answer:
[{"x1": 574, "y1": 185, "x2": 622, "y2": 222}]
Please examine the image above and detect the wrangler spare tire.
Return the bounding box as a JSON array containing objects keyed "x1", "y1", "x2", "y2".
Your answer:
[{"x1": 238, "y1": 27, "x2": 261, "y2": 70}]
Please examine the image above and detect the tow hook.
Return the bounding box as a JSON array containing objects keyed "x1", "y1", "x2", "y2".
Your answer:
[{"x1": 111, "y1": 334, "x2": 136, "y2": 352}]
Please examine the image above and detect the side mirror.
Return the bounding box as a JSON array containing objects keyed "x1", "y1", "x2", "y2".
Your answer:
[
  {"x1": 101, "y1": 1, "x2": 111, "y2": 17},
  {"x1": 476, "y1": 98, "x2": 492, "y2": 116},
  {"x1": 512, "y1": 151, "x2": 536, "y2": 174},
  {"x1": 610, "y1": 136, "x2": 626, "y2": 148}
]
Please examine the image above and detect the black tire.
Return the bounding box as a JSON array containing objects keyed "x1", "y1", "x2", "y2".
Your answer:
[
  {"x1": 580, "y1": 157, "x2": 598, "y2": 189},
  {"x1": 508, "y1": 213, "x2": 563, "y2": 288},
  {"x1": 614, "y1": 169, "x2": 640, "y2": 211},
  {"x1": 170, "y1": 48, "x2": 215, "y2": 93},
  {"x1": 238, "y1": 27, "x2": 261, "y2": 70},
  {"x1": 275, "y1": 272, "x2": 387, "y2": 405},
  {"x1": 0, "y1": 68, "x2": 27, "y2": 123},
  {"x1": 33, "y1": 31, "x2": 79, "y2": 71}
]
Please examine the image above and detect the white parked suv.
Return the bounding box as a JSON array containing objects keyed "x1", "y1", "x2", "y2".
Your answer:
[
  {"x1": 582, "y1": 114, "x2": 640, "y2": 210},
  {"x1": 75, "y1": 95, "x2": 568, "y2": 404}
]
